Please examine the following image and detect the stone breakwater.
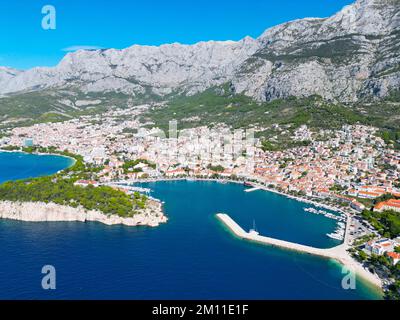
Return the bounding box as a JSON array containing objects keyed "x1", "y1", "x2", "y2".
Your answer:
[
  {"x1": 0, "y1": 201, "x2": 168, "y2": 227},
  {"x1": 217, "y1": 213, "x2": 383, "y2": 291}
]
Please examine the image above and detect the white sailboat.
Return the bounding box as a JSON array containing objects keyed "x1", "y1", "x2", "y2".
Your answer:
[{"x1": 249, "y1": 220, "x2": 259, "y2": 236}]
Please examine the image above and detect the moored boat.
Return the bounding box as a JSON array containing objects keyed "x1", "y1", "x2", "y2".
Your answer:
[{"x1": 249, "y1": 219, "x2": 259, "y2": 236}]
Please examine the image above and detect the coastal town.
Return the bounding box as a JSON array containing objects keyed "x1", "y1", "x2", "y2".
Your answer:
[{"x1": 0, "y1": 104, "x2": 400, "y2": 298}]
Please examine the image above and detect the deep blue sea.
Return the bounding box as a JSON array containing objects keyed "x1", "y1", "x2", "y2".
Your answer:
[{"x1": 0, "y1": 152, "x2": 381, "y2": 299}]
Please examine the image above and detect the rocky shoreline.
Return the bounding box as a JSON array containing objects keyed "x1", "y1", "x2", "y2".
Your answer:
[{"x1": 0, "y1": 200, "x2": 168, "y2": 227}]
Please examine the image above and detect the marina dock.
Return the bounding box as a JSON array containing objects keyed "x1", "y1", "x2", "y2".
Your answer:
[{"x1": 105, "y1": 183, "x2": 151, "y2": 194}]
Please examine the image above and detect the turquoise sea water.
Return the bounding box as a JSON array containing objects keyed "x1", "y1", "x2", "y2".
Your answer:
[{"x1": 0, "y1": 152, "x2": 381, "y2": 299}]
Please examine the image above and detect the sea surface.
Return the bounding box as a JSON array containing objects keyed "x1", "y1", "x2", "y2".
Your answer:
[
  {"x1": 0, "y1": 152, "x2": 381, "y2": 299},
  {"x1": 0, "y1": 151, "x2": 74, "y2": 184}
]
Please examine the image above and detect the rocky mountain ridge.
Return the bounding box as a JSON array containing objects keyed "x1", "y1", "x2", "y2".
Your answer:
[{"x1": 0, "y1": 0, "x2": 399, "y2": 103}]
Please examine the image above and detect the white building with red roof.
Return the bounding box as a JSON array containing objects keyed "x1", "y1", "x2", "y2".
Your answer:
[
  {"x1": 365, "y1": 239, "x2": 395, "y2": 256},
  {"x1": 374, "y1": 199, "x2": 400, "y2": 213},
  {"x1": 387, "y1": 252, "x2": 400, "y2": 265}
]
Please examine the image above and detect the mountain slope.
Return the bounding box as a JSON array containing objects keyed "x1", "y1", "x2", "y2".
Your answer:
[
  {"x1": 0, "y1": 38, "x2": 260, "y2": 97},
  {"x1": 0, "y1": 0, "x2": 399, "y2": 108},
  {"x1": 233, "y1": 0, "x2": 400, "y2": 101}
]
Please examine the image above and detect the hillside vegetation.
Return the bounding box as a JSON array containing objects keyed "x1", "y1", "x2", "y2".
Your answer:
[{"x1": 142, "y1": 85, "x2": 400, "y2": 148}]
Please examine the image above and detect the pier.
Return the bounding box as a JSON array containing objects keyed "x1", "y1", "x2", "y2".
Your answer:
[
  {"x1": 216, "y1": 213, "x2": 346, "y2": 260},
  {"x1": 105, "y1": 183, "x2": 151, "y2": 194},
  {"x1": 244, "y1": 187, "x2": 261, "y2": 193},
  {"x1": 216, "y1": 213, "x2": 382, "y2": 288}
]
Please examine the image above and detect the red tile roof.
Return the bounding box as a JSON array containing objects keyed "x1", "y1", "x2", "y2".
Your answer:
[{"x1": 387, "y1": 252, "x2": 400, "y2": 260}]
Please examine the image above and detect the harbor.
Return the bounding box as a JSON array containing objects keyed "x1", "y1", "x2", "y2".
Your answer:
[
  {"x1": 113, "y1": 178, "x2": 361, "y2": 249},
  {"x1": 216, "y1": 213, "x2": 382, "y2": 289},
  {"x1": 303, "y1": 207, "x2": 347, "y2": 241},
  {"x1": 303, "y1": 207, "x2": 346, "y2": 222},
  {"x1": 116, "y1": 178, "x2": 353, "y2": 245}
]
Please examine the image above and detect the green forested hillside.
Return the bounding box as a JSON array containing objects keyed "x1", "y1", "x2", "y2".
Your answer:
[{"x1": 0, "y1": 177, "x2": 148, "y2": 217}]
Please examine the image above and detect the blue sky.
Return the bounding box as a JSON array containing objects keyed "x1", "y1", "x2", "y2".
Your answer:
[{"x1": 0, "y1": 0, "x2": 354, "y2": 69}]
